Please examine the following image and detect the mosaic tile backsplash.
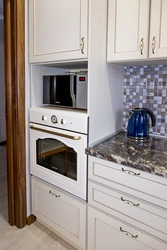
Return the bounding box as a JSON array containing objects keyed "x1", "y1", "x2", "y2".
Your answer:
[{"x1": 123, "y1": 65, "x2": 167, "y2": 136}]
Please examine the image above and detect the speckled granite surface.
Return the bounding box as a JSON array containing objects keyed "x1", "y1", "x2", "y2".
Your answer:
[{"x1": 85, "y1": 130, "x2": 167, "y2": 178}]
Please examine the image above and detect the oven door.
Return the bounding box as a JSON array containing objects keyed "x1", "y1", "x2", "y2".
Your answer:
[{"x1": 30, "y1": 123, "x2": 87, "y2": 200}]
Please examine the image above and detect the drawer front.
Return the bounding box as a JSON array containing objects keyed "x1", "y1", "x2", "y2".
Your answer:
[
  {"x1": 32, "y1": 176, "x2": 86, "y2": 249},
  {"x1": 88, "y1": 206, "x2": 167, "y2": 250},
  {"x1": 88, "y1": 156, "x2": 167, "y2": 204},
  {"x1": 88, "y1": 181, "x2": 167, "y2": 243}
]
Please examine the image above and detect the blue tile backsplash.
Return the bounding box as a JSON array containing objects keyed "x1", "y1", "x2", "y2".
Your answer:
[{"x1": 123, "y1": 65, "x2": 167, "y2": 136}]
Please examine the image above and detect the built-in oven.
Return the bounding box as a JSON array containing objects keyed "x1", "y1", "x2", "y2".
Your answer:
[{"x1": 30, "y1": 106, "x2": 88, "y2": 200}]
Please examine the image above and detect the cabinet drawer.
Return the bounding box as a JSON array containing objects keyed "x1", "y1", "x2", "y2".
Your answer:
[
  {"x1": 32, "y1": 176, "x2": 86, "y2": 250},
  {"x1": 88, "y1": 206, "x2": 167, "y2": 250},
  {"x1": 88, "y1": 156, "x2": 167, "y2": 204},
  {"x1": 88, "y1": 180, "x2": 167, "y2": 243}
]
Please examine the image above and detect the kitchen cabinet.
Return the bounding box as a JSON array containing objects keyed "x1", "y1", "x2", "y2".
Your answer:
[
  {"x1": 32, "y1": 176, "x2": 86, "y2": 250},
  {"x1": 149, "y1": 0, "x2": 167, "y2": 59},
  {"x1": 88, "y1": 206, "x2": 165, "y2": 250},
  {"x1": 87, "y1": 156, "x2": 167, "y2": 250},
  {"x1": 29, "y1": 0, "x2": 88, "y2": 63},
  {"x1": 107, "y1": 0, "x2": 167, "y2": 63}
]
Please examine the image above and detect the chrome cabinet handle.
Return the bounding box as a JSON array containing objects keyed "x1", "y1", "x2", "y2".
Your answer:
[
  {"x1": 140, "y1": 38, "x2": 144, "y2": 55},
  {"x1": 120, "y1": 227, "x2": 138, "y2": 238},
  {"x1": 121, "y1": 197, "x2": 139, "y2": 207},
  {"x1": 30, "y1": 125, "x2": 81, "y2": 140},
  {"x1": 49, "y1": 190, "x2": 60, "y2": 198},
  {"x1": 151, "y1": 36, "x2": 156, "y2": 54},
  {"x1": 81, "y1": 37, "x2": 84, "y2": 54},
  {"x1": 121, "y1": 168, "x2": 140, "y2": 176}
]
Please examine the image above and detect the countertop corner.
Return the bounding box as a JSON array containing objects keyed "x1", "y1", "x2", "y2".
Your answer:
[{"x1": 86, "y1": 130, "x2": 167, "y2": 178}]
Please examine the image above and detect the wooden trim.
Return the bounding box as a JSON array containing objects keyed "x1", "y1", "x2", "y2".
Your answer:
[
  {"x1": 4, "y1": 0, "x2": 27, "y2": 228},
  {"x1": 13, "y1": 0, "x2": 26, "y2": 229},
  {"x1": 27, "y1": 214, "x2": 36, "y2": 226}
]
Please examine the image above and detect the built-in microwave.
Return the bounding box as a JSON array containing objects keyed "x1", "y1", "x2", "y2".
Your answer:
[{"x1": 43, "y1": 74, "x2": 88, "y2": 110}]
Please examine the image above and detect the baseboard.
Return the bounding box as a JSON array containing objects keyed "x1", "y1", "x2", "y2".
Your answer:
[
  {"x1": 27, "y1": 214, "x2": 36, "y2": 225},
  {"x1": 0, "y1": 141, "x2": 6, "y2": 146}
]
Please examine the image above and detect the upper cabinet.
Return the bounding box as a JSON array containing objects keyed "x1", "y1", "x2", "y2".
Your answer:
[
  {"x1": 149, "y1": 0, "x2": 167, "y2": 59},
  {"x1": 107, "y1": 0, "x2": 167, "y2": 63},
  {"x1": 29, "y1": 0, "x2": 88, "y2": 64}
]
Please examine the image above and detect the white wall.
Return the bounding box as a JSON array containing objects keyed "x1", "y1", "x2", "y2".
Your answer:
[
  {"x1": 0, "y1": 17, "x2": 6, "y2": 143},
  {"x1": 88, "y1": 0, "x2": 124, "y2": 145}
]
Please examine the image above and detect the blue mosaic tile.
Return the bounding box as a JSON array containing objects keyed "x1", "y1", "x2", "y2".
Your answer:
[{"x1": 123, "y1": 65, "x2": 167, "y2": 136}]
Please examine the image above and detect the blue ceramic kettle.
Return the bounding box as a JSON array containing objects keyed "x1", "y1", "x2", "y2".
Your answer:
[{"x1": 127, "y1": 108, "x2": 156, "y2": 140}]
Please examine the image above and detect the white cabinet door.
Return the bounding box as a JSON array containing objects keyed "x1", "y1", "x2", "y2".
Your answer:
[
  {"x1": 149, "y1": 0, "x2": 167, "y2": 59},
  {"x1": 87, "y1": 206, "x2": 167, "y2": 250},
  {"x1": 32, "y1": 176, "x2": 86, "y2": 250},
  {"x1": 29, "y1": 0, "x2": 88, "y2": 63},
  {"x1": 107, "y1": 0, "x2": 150, "y2": 62}
]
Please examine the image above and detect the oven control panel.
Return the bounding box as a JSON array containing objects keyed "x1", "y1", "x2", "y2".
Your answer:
[{"x1": 30, "y1": 107, "x2": 88, "y2": 134}]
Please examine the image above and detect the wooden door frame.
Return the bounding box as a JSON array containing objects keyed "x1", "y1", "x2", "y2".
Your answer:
[{"x1": 3, "y1": 0, "x2": 27, "y2": 228}]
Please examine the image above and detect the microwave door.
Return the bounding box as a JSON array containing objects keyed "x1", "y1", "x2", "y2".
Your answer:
[
  {"x1": 55, "y1": 75, "x2": 73, "y2": 107},
  {"x1": 50, "y1": 76, "x2": 56, "y2": 104},
  {"x1": 70, "y1": 75, "x2": 76, "y2": 108},
  {"x1": 43, "y1": 76, "x2": 57, "y2": 105}
]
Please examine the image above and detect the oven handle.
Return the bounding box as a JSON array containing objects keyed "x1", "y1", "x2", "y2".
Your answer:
[{"x1": 30, "y1": 125, "x2": 82, "y2": 140}]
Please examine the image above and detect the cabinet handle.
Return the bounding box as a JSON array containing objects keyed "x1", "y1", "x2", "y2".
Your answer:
[
  {"x1": 151, "y1": 36, "x2": 156, "y2": 54},
  {"x1": 121, "y1": 197, "x2": 139, "y2": 207},
  {"x1": 140, "y1": 38, "x2": 144, "y2": 55},
  {"x1": 81, "y1": 37, "x2": 84, "y2": 54},
  {"x1": 121, "y1": 168, "x2": 140, "y2": 176},
  {"x1": 49, "y1": 190, "x2": 60, "y2": 198},
  {"x1": 120, "y1": 227, "x2": 138, "y2": 238}
]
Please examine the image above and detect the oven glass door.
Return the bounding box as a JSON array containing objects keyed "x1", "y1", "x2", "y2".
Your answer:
[
  {"x1": 30, "y1": 123, "x2": 87, "y2": 200},
  {"x1": 36, "y1": 138, "x2": 77, "y2": 181}
]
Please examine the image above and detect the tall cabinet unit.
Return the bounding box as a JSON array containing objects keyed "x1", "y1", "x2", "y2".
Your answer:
[
  {"x1": 107, "y1": 0, "x2": 167, "y2": 63},
  {"x1": 29, "y1": 0, "x2": 88, "y2": 63},
  {"x1": 28, "y1": 1, "x2": 124, "y2": 249}
]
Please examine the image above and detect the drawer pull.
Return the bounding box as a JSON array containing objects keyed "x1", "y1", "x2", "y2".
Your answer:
[
  {"x1": 121, "y1": 168, "x2": 140, "y2": 176},
  {"x1": 49, "y1": 190, "x2": 60, "y2": 198},
  {"x1": 121, "y1": 197, "x2": 139, "y2": 207},
  {"x1": 120, "y1": 227, "x2": 138, "y2": 238}
]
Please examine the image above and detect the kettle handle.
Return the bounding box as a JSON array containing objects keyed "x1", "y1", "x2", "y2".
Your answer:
[{"x1": 143, "y1": 108, "x2": 156, "y2": 126}]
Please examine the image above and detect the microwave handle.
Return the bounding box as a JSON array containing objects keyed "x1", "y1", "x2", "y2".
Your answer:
[
  {"x1": 30, "y1": 125, "x2": 81, "y2": 140},
  {"x1": 70, "y1": 75, "x2": 76, "y2": 108}
]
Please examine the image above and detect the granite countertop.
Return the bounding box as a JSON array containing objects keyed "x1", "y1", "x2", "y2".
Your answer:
[{"x1": 85, "y1": 130, "x2": 167, "y2": 178}]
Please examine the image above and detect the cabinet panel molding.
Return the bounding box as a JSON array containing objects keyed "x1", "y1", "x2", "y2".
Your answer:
[
  {"x1": 87, "y1": 206, "x2": 167, "y2": 250},
  {"x1": 32, "y1": 176, "x2": 86, "y2": 250},
  {"x1": 149, "y1": 0, "x2": 167, "y2": 59},
  {"x1": 87, "y1": 156, "x2": 167, "y2": 249},
  {"x1": 107, "y1": 0, "x2": 150, "y2": 62},
  {"x1": 29, "y1": 0, "x2": 88, "y2": 63}
]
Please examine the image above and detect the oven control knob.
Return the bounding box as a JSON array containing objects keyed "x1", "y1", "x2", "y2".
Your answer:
[
  {"x1": 61, "y1": 118, "x2": 67, "y2": 125},
  {"x1": 42, "y1": 115, "x2": 47, "y2": 121},
  {"x1": 51, "y1": 115, "x2": 58, "y2": 124}
]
